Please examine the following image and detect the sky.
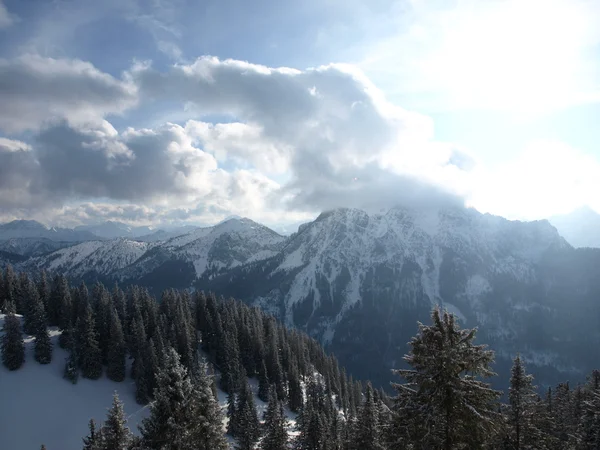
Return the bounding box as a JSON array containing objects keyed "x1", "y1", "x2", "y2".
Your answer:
[{"x1": 0, "y1": 0, "x2": 599, "y2": 229}]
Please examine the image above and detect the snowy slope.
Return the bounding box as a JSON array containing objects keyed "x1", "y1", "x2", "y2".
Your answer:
[
  {"x1": 0, "y1": 315, "x2": 297, "y2": 450},
  {"x1": 0, "y1": 237, "x2": 76, "y2": 256},
  {"x1": 25, "y1": 239, "x2": 152, "y2": 279},
  {"x1": 202, "y1": 205, "x2": 592, "y2": 389},
  {"x1": 75, "y1": 221, "x2": 154, "y2": 239},
  {"x1": 20, "y1": 218, "x2": 285, "y2": 283}
]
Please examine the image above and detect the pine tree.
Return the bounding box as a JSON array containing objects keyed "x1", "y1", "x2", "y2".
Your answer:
[
  {"x1": 354, "y1": 382, "x2": 385, "y2": 450},
  {"x1": 106, "y1": 309, "x2": 126, "y2": 382},
  {"x1": 1, "y1": 265, "x2": 16, "y2": 312},
  {"x1": 99, "y1": 393, "x2": 132, "y2": 450},
  {"x1": 82, "y1": 418, "x2": 100, "y2": 450},
  {"x1": 33, "y1": 315, "x2": 53, "y2": 364},
  {"x1": 235, "y1": 380, "x2": 260, "y2": 450},
  {"x1": 22, "y1": 279, "x2": 41, "y2": 335},
  {"x1": 1, "y1": 310, "x2": 25, "y2": 370},
  {"x1": 508, "y1": 354, "x2": 538, "y2": 449},
  {"x1": 76, "y1": 302, "x2": 102, "y2": 379},
  {"x1": 258, "y1": 359, "x2": 270, "y2": 402},
  {"x1": 190, "y1": 356, "x2": 229, "y2": 450},
  {"x1": 64, "y1": 347, "x2": 79, "y2": 384},
  {"x1": 139, "y1": 347, "x2": 228, "y2": 449},
  {"x1": 391, "y1": 306, "x2": 501, "y2": 450},
  {"x1": 261, "y1": 386, "x2": 288, "y2": 450},
  {"x1": 295, "y1": 377, "x2": 328, "y2": 450}
]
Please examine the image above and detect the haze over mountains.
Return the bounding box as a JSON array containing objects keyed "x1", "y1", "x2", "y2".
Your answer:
[{"x1": 2, "y1": 204, "x2": 600, "y2": 391}]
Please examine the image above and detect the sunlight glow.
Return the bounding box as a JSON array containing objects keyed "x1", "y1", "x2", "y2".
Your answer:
[{"x1": 429, "y1": 0, "x2": 591, "y2": 115}]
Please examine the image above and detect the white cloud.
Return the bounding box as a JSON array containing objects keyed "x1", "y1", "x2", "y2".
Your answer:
[
  {"x1": 0, "y1": 55, "x2": 138, "y2": 133},
  {"x1": 0, "y1": 0, "x2": 14, "y2": 29}
]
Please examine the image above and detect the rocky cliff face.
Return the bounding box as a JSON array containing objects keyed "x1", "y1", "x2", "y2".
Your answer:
[{"x1": 200, "y1": 206, "x2": 599, "y2": 390}]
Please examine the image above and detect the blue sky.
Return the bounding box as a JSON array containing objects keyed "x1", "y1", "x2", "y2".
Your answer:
[{"x1": 0, "y1": 0, "x2": 599, "y2": 227}]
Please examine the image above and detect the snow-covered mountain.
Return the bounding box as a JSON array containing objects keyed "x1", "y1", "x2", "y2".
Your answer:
[
  {"x1": 75, "y1": 221, "x2": 154, "y2": 239},
  {"x1": 25, "y1": 238, "x2": 152, "y2": 279},
  {"x1": 549, "y1": 206, "x2": 600, "y2": 248},
  {"x1": 19, "y1": 218, "x2": 285, "y2": 290},
  {"x1": 6, "y1": 208, "x2": 600, "y2": 391},
  {"x1": 0, "y1": 220, "x2": 97, "y2": 242},
  {"x1": 135, "y1": 225, "x2": 199, "y2": 242},
  {"x1": 0, "y1": 237, "x2": 71, "y2": 256},
  {"x1": 200, "y1": 206, "x2": 599, "y2": 389}
]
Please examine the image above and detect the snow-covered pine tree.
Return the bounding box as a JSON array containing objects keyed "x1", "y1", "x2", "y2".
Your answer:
[
  {"x1": 98, "y1": 393, "x2": 132, "y2": 450},
  {"x1": 1, "y1": 309, "x2": 25, "y2": 370},
  {"x1": 33, "y1": 310, "x2": 52, "y2": 364},
  {"x1": 22, "y1": 279, "x2": 41, "y2": 334},
  {"x1": 82, "y1": 418, "x2": 99, "y2": 450},
  {"x1": 353, "y1": 382, "x2": 385, "y2": 450},
  {"x1": 139, "y1": 347, "x2": 227, "y2": 449},
  {"x1": 391, "y1": 306, "x2": 501, "y2": 450},
  {"x1": 76, "y1": 302, "x2": 102, "y2": 379},
  {"x1": 258, "y1": 359, "x2": 270, "y2": 402},
  {"x1": 508, "y1": 354, "x2": 538, "y2": 449},
  {"x1": 261, "y1": 385, "x2": 288, "y2": 450},
  {"x1": 189, "y1": 355, "x2": 229, "y2": 450},
  {"x1": 106, "y1": 308, "x2": 126, "y2": 382},
  {"x1": 0, "y1": 265, "x2": 16, "y2": 312},
  {"x1": 235, "y1": 379, "x2": 260, "y2": 450}
]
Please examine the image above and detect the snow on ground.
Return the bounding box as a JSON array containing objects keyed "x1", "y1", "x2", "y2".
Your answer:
[
  {"x1": 0, "y1": 314, "x2": 298, "y2": 450},
  {"x1": 0, "y1": 318, "x2": 149, "y2": 450}
]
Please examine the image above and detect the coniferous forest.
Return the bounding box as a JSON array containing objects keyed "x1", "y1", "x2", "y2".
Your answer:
[{"x1": 1, "y1": 265, "x2": 599, "y2": 449}]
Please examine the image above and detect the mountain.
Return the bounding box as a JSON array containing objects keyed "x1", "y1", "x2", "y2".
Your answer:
[
  {"x1": 20, "y1": 218, "x2": 285, "y2": 292},
  {"x1": 0, "y1": 220, "x2": 99, "y2": 256},
  {"x1": 75, "y1": 221, "x2": 154, "y2": 239},
  {"x1": 6, "y1": 208, "x2": 600, "y2": 391},
  {"x1": 25, "y1": 238, "x2": 152, "y2": 280},
  {"x1": 549, "y1": 206, "x2": 600, "y2": 248},
  {"x1": 135, "y1": 225, "x2": 199, "y2": 242},
  {"x1": 0, "y1": 220, "x2": 97, "y2": 242},
  {"x1": 198, "y1": 206, "x2": 600, "y2": 390}
]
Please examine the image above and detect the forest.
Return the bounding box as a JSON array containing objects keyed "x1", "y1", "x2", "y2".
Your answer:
[{"x1": 1, "y1": 264, "x2": 599, "y2": 450}]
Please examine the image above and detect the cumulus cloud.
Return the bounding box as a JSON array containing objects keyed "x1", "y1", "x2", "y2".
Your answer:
[
  {"x1": 0, "y1": 55, "x2": 474, "y2": 226},
  {"x1": 131, "y1": 57, "x2": 469, "y2": 214},
  {"x1": 0, "y1": 55, "x2": 137, "y2": 133}
]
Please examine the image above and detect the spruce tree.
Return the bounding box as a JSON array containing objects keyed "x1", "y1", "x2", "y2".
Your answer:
[
  {"x1": 508, "y1": 354, "x2": 538, "y2": 449},
  {"x1": 235, "y1": 379, "x2": 260, "y2": 450},
  {"x1": 190, "y1": 356, "x2": 229, "y2": 450},
  {"x1": 106, "y1": 309, "x2": 126, "y2": 382},
  {"x1": 1, "y1": 310, "x2": 25, "y2": 370},
  {"x1": 76, "y1": 302, "x2": 102, "y2": 379},
  {"x1": 261, "y1": 386, "x2": 288, "y2": 450},
  {"x1": 33, "y1": 315, "x2": 53, "y2": 364},
  {"x1": 139, "y1": 347, "x2": 228, "y2": 449},
  {"x1": 258, "y1": 359, "x2": 270, "y2": 402},
  {"x1": 82, "y1": 418, "x2": 99, "y2": 450},
  {"x1": 64, "y1": 347, "x2": 79, "y2": 384},
  {"x1": 391, "y1": 306, "x2": 501, "y2": 450},
  {"x1": 354, "y1": 382, "x2": 385, "y2": 450},
  {"x1": 99, "y1": 393, "x2": 132, "y2": 450}
]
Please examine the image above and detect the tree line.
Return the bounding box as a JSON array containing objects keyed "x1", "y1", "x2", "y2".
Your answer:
[{"x1": 1, "y1": 265, "x2": 600, "y2": 449}]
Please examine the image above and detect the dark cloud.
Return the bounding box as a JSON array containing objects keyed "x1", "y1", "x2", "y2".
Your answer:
[{"x1": 0, "y1": 55, "x2": 137, "y2": 133}]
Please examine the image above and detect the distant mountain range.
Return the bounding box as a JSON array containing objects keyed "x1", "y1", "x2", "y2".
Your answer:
[
  {"x1": 2, "y1": 207, "x2": 600, "y2": 391},
  {"x1": 549, "y1": 206, "x2": 600, "y2": 248}
]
